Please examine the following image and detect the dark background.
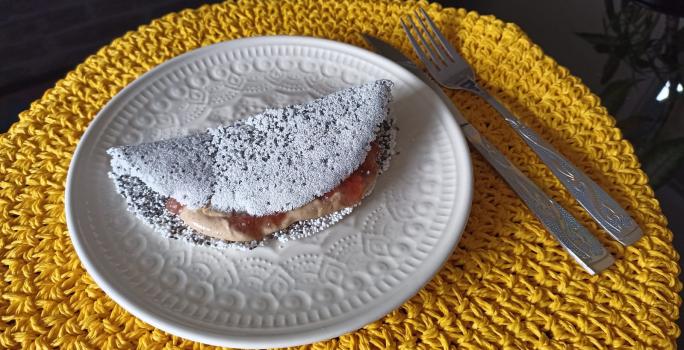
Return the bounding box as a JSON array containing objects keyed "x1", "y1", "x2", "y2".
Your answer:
[{"x1": 1, "y1": 0, "x2": 683, "y2": 345}]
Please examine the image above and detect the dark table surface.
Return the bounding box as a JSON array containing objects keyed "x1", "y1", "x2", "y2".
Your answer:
[{"x1": 1, "y1": 0, "x2": 683, "y2": 345}]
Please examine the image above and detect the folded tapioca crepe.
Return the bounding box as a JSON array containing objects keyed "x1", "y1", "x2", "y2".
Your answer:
[{"x1": 107, "y1": 80, "x2": 395, "y2": 250}]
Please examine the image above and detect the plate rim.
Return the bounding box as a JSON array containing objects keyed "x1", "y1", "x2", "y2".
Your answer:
[{"x1": 65, "y1": 35, "x2": 473, "y2": 348}]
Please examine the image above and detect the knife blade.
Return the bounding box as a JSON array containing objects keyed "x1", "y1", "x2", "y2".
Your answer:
[{"x1": 362, "y1": 34, "x2": 614, "y2": 274}]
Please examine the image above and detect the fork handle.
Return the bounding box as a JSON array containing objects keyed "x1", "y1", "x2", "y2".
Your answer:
[
  {"x1": 476, "y1": 89, "x2": 642, "y2": 246},
  {"x1": 463, "y1": 125, "x2": 614, "y2": 274}
]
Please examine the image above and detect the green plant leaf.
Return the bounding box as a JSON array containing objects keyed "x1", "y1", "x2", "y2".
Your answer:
[
  {"x1": 600, "y1": 79, "x2": 636, "y2": 114},
  {"x1": 633, "y1": 58, "x2": 654, "y2": 70},
  {"x1": 594, "y1": 44, "x2": 616, "y2": 54},
  {"x1": 676, "y1": 26, "x2": 684, "y2": 51},
  {"x1": 617, "y1": 113, "x2": 648, "y2": 139},
  {"x1": 576, "y1": 32, "x2": 617, "y2": 47},
  {"x1": 641, "y1": 137, "x2": 684, "y2": 189},
  {"x1": 602, "y1": 55, "x2": 621, "y2": 83},
  {"x1": 605, "y1": 0, "x2": 616, "y2": 21}
]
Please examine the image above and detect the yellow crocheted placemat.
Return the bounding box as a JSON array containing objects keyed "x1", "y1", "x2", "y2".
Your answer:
[{"x1": 0, "y1": 0, "x2": 680, "y2": 348}]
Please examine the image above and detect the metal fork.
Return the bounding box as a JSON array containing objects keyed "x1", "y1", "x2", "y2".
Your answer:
[{"x1": 402, "y1": 8, "x2": 642, "y2": 246}]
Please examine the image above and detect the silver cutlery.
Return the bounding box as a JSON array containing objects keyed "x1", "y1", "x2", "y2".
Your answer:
[
  {"x1": 363, "y1": 34, "x2": 615, "y2": 274},
  {"x1": 401, "y1": 8, "x2": 642, "y2": 246}
]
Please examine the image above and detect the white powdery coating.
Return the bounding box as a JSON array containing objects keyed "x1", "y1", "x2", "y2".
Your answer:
[
  {"x1": 105, "y1": 79, "x2": 397, "y2": 249},
  {"x1": 108, "y1": 80, "x2": 393, "y2": 215},
  {"x1": 107, "y1": 133, "x2": 216, "y2": 208},
  {"x1": 210, "y1": 79, "x2": 393, "y2": 215}
]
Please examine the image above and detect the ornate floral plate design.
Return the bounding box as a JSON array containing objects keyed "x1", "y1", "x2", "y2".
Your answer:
[{"x1": 65, "y1": 36, "x2": 472, "y2": 348}]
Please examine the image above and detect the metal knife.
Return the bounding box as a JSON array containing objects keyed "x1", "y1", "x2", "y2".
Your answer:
[{"x1": 363, "y1": 34, "x2": 614, "y2": 274}]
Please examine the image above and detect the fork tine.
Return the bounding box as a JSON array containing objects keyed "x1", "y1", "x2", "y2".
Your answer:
[
  {"x1": 405, "y1": 14, "x2": 444, "y2": 69},
  {"x1": 413, "y1": 9, "x2": 449, "y2": 63},
  {"x1": 400, "y1": 18, "x2": 437, "y2": 71},
  {"x1": 418, "y1": 8, "x2": 460, "y2": 60}
]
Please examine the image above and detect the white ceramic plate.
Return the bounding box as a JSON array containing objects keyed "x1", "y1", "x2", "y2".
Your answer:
[{"x1": 66, "y1": 36, "x2": 472, "y2": 348}]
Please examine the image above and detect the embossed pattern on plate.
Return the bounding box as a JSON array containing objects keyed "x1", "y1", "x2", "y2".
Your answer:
[{"x1": 66, "y1": 36, "x2": 472, "y2": 348}]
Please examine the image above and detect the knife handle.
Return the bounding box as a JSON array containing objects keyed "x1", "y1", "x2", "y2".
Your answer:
[
  {"x1": 479, "y1": 92, "x2": 642, "y2": 246},
  {"x1": 462, "y1": 124, "x2": 614, "y2": 274},
  {"x1": 360, "y1": 33, "x2": 615, "y2": 273}
]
